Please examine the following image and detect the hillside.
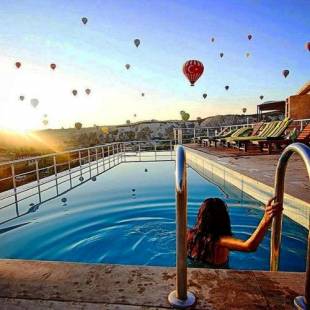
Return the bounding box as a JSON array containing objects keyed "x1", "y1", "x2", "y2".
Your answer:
[{"x1": 0, "y1": 112, "x2": 283, "y2": 162}]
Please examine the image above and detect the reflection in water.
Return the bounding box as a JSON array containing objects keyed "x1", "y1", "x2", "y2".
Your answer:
[
  {"x1": 0, "y1": 222, "x2": 30, "y2": 234},
  {"x1": 0, "y1": 158, "x2": 120, "y2": 226},
  {"x1": 0, "y1": 161, "x2": 307, "y2": 272}
]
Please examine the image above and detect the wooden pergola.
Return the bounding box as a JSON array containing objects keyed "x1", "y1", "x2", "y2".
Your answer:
[{"x1": 257, "y1": 100, "x2": 286, "y2": 121}]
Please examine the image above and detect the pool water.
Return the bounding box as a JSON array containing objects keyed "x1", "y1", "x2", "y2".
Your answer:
[{"x1": 0, "y1": 161, "x2": 307, "y2": 271}]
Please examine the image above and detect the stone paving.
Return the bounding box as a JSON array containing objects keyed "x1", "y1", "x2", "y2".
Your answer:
[
  {"x1": 186, "y1": 144, "x2": 310, "y2": 203},
  {"x1": 0, "y1": 260, "x2": 305, "y2": 309}
]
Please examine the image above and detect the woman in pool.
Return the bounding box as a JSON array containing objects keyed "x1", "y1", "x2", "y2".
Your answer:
[{"x1": 187, "y1": 197, "x2": 282, "y2": 267}]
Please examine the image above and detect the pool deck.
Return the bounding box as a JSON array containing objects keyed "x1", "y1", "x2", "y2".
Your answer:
[
  {"x1": 0, "y1": 259, "x2": 305, "y2": 309},
  {"x1": 186, "y1": 144, "x2": 310, "y2": 203}
]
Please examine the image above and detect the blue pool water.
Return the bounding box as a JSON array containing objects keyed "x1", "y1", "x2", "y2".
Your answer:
[{"x1": 0, "y1": 161, "x2": 307, "y2": 271}]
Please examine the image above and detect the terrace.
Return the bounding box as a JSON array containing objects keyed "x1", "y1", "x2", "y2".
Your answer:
[{"x1": 0, "y1": 130, "x2": 309, "y2": 309}]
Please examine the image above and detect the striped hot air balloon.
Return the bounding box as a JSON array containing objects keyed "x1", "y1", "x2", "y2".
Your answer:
[{"x1": 182, "y1": 60, "x2": 204, "y2": 86}]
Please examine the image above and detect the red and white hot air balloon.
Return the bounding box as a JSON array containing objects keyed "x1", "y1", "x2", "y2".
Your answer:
[
  {"x1": 182, "y1": 60, "x2": 204, "y2": 86},
  {"x1": 15, "y1": 62, "x2": 21, "y2": 69},
  {"x1": 50, "y1": 63, "x2": 56, "y2": 70},
  {"x1": 306, "y1": 42, "x2": 310, "y2": 52}
]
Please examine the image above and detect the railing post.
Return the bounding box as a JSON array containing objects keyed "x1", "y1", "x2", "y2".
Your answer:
[
  {"x1": 35, "y1": 159, "x2": 41, "y2": 203},
  {"x1": 174, "y1": 128, "x2": 177, "y2": 145},
  {"x1": 112, "y1": 144, "x2": 115, "y2": 166},
  {"x1": 122, "y1": 142, "x2": 126, "y2": 162},
  {"x1": 68, "y1": 154, "x2": 72, "y2": 188},
  {"x1": 168, "y1": 146, "x2": 196, "y2": 309},
  {"x1": 108, "y1": 145, "x2": 111, "y2": 168},
  {"x1": 170, "y1": 140, "x2": 173, "y2": 160},
  {"x1": 95, "y1": 148, "x2": 99, "y2": 173},
  {"x1": 269, "y1": 143, "x2": 310, "y2": 309},
  {"x1": 88, "y1": 149, "x2": 91, "y2": 177},
  {"x1": 101, "y1": 146, "x2": 105, "y2": 171},
  {"x1": 139, "y1": 143, "x2": 141, "y2": 161},
  {"x1": 178, "y1": 129, "x2": 183, "y2": 145},
  {"x1": 11, "y1": 164, "x2": 19, "y2": 216},
  {"x1": 123, "y1": 143, "x2": 127, "y2": 162},
  {"x1": 116, "y1": 144, "x2": 119, "y2": 164},
  {"x1": 53, "y1": 155, "x2": 59, "y2": 195},
  {"x1": 154, "y1": 142, "x2": 157, "y2": 161}
]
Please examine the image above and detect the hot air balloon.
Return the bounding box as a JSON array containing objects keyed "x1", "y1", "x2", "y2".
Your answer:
[
  {"x1": 134, "y1": 114, "x2": 137, "y2": 117},
  {"x1": 42, "y1": 119, "x2": 48, "y2": 126},
  {"x1": 220, "y1": 53, "x2": 224, "y2": 58},
  {"x1": 81, "y1": 17, "x2": 88, "y2": 25},
  {"x1": 203, "y1": 93, "x2": 207, "y2": 99},
  {"x1": 260, "y1": 95, "x2": 264, "y2": 100},
  {"x1": 85, "y1": 88, "x2": 91, "y2": 95},
  {"x1": 19, "y1": 95, "x2": 25, "y2": 101},
  {"x1": 72, "y1": 90, "x2": 78, "y2": 96},
  {"x1": 30, "y1": 98, "x2": 39, "y2": 108},
  {"x1": 211, "y1": 37, "x2": 215, "y2": 43},
  {"x1": 282, "y1": 70, "x2": 289, "y2": 78},
  {"x1": 183, "y1": 60, "x2": 204, "y2": 86},
  {"x1": 15, "y1": 62, "x2": 21, "y2": 69},
  {"x1": 125, "y1": 64, "x2": 130, "y2": 70},
  {"x1": 306, "y1": 42, "x2": 310, "y2": 52},
  {"x1": 242, "y1": 108, "x2": 247, "y2": 114},
  {"x1": 134, "y1": 39, "x2": 140, "y2": 47},
  {"x1": 248, "y1": 34, "x2": 252, "y2": 40},
  {"x1": 246, "y1": 52, "x2": 250, "y2": 58},
  {"x1": 43, "y1": 114, "x2": 48, "y2": 118},
  {"x1": 141, "y1": 92, "x2": 145, "y2": 97},
  {"x1": 225, "y1": 85, "x2": 229, "y2": 91},
  {"x1": 50, "y1": 63, "x2": 56, "y2": 70}
]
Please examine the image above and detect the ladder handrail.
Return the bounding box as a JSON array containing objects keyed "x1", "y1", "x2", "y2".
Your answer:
[
  {"x1": 270, "y1": 142, "x2": 310, "y2": 309},
  {"x1": 168, "y1": 145, "x2": 196, "y2": 308}
]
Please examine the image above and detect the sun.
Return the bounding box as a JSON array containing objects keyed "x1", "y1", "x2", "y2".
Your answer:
[{"x1": 1, "y1": 107, "x2": 41, "y2": 133}]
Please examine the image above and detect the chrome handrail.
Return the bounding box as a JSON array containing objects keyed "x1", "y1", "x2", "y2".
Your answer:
[
  {"x1": 168, "y1": 145, "x2": 196, "y2": 309},
  {"x1": 270, "y1": 143, "x2": 310, "y2": 309}
]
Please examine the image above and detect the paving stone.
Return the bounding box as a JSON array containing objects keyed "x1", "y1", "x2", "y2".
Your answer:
[{"x1": 0, "y1": 259, "x2": 305, "y2": 309}]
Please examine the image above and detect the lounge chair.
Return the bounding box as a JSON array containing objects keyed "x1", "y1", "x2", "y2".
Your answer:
[
  {"x1": 253, "y1": 123, "x2": 310, "y2": 154},
  {"x1": 220, "y1": 126, "x2": 253, "y2": 147},
  {"x1": 204, "y1": 128, "x2": 237, "y2": 147},
  {"x1": 230, "y1": 118, "x2": 292, "y2": 152},
  {"x1": 191, "y1": 128, "x2": 228, "y2": 144}
]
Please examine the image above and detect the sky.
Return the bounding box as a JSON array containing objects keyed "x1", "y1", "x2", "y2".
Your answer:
[{"x1": 0, "y1": 0, "x2": 309, "y2": 131}]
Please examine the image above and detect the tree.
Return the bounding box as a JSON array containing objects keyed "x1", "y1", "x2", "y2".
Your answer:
[
  {"x1": 75, "y1": 122, "x2": 82, "y2": 130},
  {"x1": 196, "y1": 117, "x2": 203, "y2": 125}
]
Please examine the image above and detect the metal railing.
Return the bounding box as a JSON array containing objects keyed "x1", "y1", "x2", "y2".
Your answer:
[
  {"x1": 270, "y1": 143, "x2": 310, "y2": 309},
  {"x1": 0, "y1": 140, "x2": 176, "y2": 225},
  {"x1": 168, "y1": 145, "x2": 196, "y2": 309}
]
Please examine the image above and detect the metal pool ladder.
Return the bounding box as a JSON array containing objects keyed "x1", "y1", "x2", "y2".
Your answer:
[
  {"x1": 168, "y1": 145, "x2": 196, "y2": 309},
  {"x1": 270, "y1": 143, "x2": 310, "y2": 309}
]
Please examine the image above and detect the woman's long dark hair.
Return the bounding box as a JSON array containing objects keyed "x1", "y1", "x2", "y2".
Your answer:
[{"x1": 187, "y1": 198, "x2": 232, "y2": 262}]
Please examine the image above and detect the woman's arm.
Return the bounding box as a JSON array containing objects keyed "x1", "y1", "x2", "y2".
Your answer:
[{"x1": 218, "y1": 197, "x2": 283, "y2": 252}]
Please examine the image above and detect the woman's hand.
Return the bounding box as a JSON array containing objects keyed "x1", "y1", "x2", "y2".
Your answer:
[{"x1": 264, "y1": 197, "x2": 283, "y2": 222}]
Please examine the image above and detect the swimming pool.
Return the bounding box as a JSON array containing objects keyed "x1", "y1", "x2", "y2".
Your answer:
[{"x1": 0, "y1": 161, "x2": 307, "y2": 271}]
